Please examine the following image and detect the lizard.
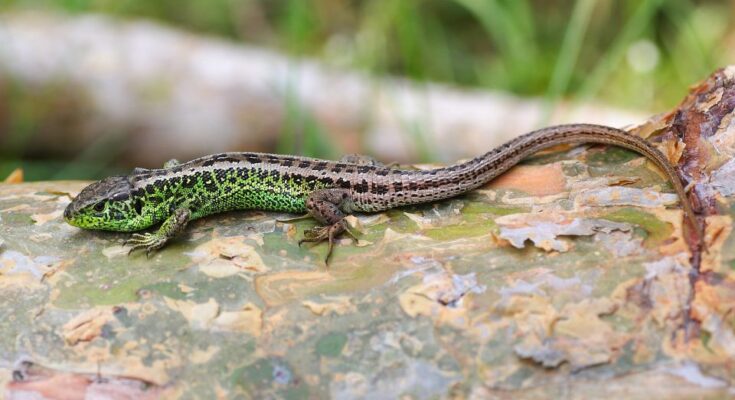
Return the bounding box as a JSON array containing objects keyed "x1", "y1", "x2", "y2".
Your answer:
[{"x1": 63, "y1": 124, "x2": 702, "y2": 262}]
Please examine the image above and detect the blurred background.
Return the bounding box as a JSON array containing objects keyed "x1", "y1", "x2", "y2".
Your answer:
[{"x1": 0, "y1": 0, "x2": 732, "y2": 181}]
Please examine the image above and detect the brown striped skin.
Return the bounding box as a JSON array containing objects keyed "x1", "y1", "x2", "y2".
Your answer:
[
  {"x1": 130, "y1": 124, "x2": 697, "y2": 227},
  {"x1": 368, "y1": 124, "x2": 697, "y2": 235},
  {"x1": 66, "y1": 123, "x2": 701, "y2": 260}
]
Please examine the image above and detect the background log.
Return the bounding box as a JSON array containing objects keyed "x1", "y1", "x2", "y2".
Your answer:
[{"x1": 0, "y1": 11, "x2": 644, "y2": 169}]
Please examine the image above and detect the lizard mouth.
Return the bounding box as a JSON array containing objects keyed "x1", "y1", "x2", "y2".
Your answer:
[{"x1": 63, "y1": 204, "x2": 76, "y2": 225}]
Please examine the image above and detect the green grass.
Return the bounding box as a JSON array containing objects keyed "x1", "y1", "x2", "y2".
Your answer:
[
  {"x1": 1, "y1": 0, "x2": 726, "y2": 106},
  {"x1": 0, "y1": 0, "x2": 731, "y2": 180}
]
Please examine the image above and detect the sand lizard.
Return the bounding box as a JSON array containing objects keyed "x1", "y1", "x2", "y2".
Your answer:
[{"x1": 64, "y1": 124, "x2": 701, "y2": 262}]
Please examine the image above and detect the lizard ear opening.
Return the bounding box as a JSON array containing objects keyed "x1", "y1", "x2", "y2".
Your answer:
[
  {"x1": 94, "y1": 202, "x2": 105, "y2": 212},
  {"x1": 134, "y1": 199, "x2": 144, "y2": 215}
]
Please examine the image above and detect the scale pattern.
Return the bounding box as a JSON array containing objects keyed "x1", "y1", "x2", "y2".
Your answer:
[{"x1": 64, "y1": 124, "x2": 700, "y2": 243}]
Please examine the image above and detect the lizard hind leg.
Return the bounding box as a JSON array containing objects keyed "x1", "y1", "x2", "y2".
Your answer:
[
  {"x1": 339, "y1": 154, "x2": 402, "y2": 169},
  {"x1": 298, "y1": 220, "x2": 348, "y2": 263},
  {"x1": 339, "y1": 154, "x2": 385, "y2": 167},
  {"x1": 163, "y1": 159, "x2": 181, "y2": 168},
  {"x1": 298, "y1": 188, "x2": 353, "y2": 264},
  {"x1": 131, "y1": 158, "x2": 180, "y2": 175}
]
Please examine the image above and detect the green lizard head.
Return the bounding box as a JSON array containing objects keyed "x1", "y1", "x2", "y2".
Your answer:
[{"x1": 64, "y1": 176, "x2": 153, "y2": 232}]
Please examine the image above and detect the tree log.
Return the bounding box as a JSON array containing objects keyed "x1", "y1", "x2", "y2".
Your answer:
[{"x1": 2, "y1": 67, "x2": 735, "y2": 399}]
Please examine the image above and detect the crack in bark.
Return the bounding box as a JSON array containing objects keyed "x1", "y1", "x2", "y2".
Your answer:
[{"x1": 663, "y1": 68, "x2": 735, "y2": 340}]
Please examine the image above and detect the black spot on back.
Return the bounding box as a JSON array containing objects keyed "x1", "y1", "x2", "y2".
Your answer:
[
  {"x1": 245, "y1": 155, "x2": 262, "y2": 164},
  {"x1": 354, "y1": 180, "x2": 369, "y2": 193},
  {"x1": 183, "y1": 177, "x2": 196, "y2": 188},
  {"x1": 336, "y1": 178, "x2": 351, "y2": 189},
  {"x1": 371, "y1": 184, "x2": 388, "y2": 195}
]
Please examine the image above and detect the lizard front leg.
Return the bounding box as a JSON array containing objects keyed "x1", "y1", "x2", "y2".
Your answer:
[
  {"x1": 299, "y1": 188, "x2": 354, "y2": 264},
  {"x1": 126, "y1": 208, "x2": 191, "y2": 257}
]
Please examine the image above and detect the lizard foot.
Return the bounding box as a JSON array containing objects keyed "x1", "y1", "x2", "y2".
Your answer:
[
  {"x1": 298, "y1": 220, "x2": 349, "y2": 264},
  {"x1": 125, "y1": 233, "x2": 168, "y2": 258}
]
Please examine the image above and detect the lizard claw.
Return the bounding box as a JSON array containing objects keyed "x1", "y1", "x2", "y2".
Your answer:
[
  {"x1": 299, "y1": 226, "x2": 329, "y2": 244},
  {"x1": 125, "y1": 232, "x2": 167, "y2": 256}
]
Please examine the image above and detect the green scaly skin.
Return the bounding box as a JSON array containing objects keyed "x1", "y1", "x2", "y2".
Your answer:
[{"x1": 64, "y1": 124, "x2": 702, "y2": 263}]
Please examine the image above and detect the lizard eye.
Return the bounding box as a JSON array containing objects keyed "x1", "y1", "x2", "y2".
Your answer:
[{"x1": 93, "y1": 202, "x2": 105, "y2": 212}]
